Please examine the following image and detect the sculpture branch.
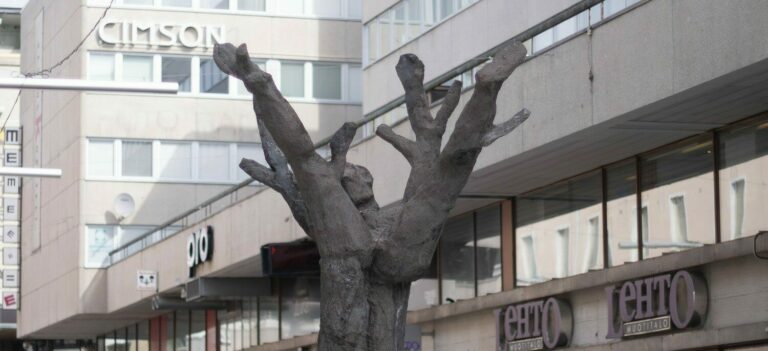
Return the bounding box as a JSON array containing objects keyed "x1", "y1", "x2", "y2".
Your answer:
[
  {"x1": 434, "y1": 80, "x2": 463, "y2": 135},
  {"x1": 481, "y1": 108, "x2": 530, "y2": 147},
  {"x1": 396, "y1": 54, "x2": 433, "y2": 136},
  {"x1": 330, "y1": 122, "x2": 358, "y2": 177},
  {"x1": 375, "y1": 125, "x2": 417, "y2": 165}
]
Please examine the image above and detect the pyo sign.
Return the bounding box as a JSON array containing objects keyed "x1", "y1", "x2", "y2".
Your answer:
[
  {"x1": 493, "y1": 297, "x2": 573, "y2": 351},
  {"x1": 187, "y1": 226, "x2": 213, "y2": 277},
  {"x1": 605, "y1": 270, "x2": 708, "y2": 338}
]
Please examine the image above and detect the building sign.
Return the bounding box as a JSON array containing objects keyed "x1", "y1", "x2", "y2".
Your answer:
[
  {"x1": 3, "y1": 226, "x2": 18, "y2": 243},
  {"x1": 605, "y1": 270, "x2": 708, "y2": 339},
  {"x1": 4, "y1": 128, "x2": 20, "y2": 145},
  {"x1": 2, "y1": 198, "x2": 18, "y2": 221},
  {"x1": 494, "y1": 297, "x2": 573, "y2": 351},
  {"x1": 3, "y1": 150, "x2": 20, "y2": 167},
  {"x1": 97, "y1": 21, "x2": 225, "y2": 49},
  {"x1": 2, "y1": 270, "x2": 18, "y2": 288},
  {"x1": 4, "y1": 176, "x2": 19, "y2": 194},
  {"x1": 2, "y1": 291, "x2": 16, "y2": 309},
  {"x1": 137, "y1": 270, "x2": 157, "y2": 291},
  {"x1": 187, "y1": 226, "x2": 213, "y2": 277}
]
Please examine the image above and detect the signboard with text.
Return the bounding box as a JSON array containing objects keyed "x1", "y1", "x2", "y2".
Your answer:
[{"x1": 494, "y1": 297, "x2": 572, "y2": 351}]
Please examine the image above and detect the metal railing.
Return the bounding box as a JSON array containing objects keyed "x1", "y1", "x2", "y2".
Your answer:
[{"x1": 106, "y1": 0, "x2": 646, "y2": 266}]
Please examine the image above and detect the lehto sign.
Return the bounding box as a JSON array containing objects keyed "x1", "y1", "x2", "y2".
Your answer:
[
  {"x1": 97, "y1": 21, "x2": 225, "y2": 48},
  {"x1": 605, "y1": 270, "x2": 708, "y2": 339},
  {"x1": 187, "y1": 226, "x2": 213, "y2": 277},
  {"x1": 493, "y1": 297, "x2": 572, "y2": 351}
]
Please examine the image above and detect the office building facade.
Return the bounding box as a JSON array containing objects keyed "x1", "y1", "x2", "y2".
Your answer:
[{"x1": 18, "y1": 0, "x2": 768, "y2": 351}]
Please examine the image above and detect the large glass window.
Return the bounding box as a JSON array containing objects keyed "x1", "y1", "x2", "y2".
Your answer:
[
  {"x1": 259, "y1": 297, "x2": 279, "y2": 344},
  {"x1": 162, "y1": 0, "x2": 192, "y2": 7},
  {"x1": 280, "y1": 62, "x2": 305, "y2": 98},
  {"x1": 89, "y1": 53, "x2": 116, "y2": 81},
  {"x1": 175, "y1": 311, "x2": 189, "y2": 351},
  {"x1": 238, "y1": 0, "x2": 265, "y2": 11},
  {"x1": 276, "y1": 0, "x2": 304, "y2": 14},
  {"x1": 476, "y1": 205, "x2": 501, "y2": 296},
  {"x1": 137, "y1": 321, "x2": 149, "y2": 351},
  {"x1": 123, "y1": 55, "x2": 153, "y2": 82},
  {"x1": 200, "y1": 0, "x2": 228, "y2": 9},
  {"x1": 347, "y1": 65, "x2": 362, "y2": 103},
  {"x1": 158, "y1": 142, "x2": 193, "y2": 179},
  {"x1": 88, "y1": 140, "x2": 114, "y2": 177},
  {"x1": 516, "y1": 171, "x2": 603, "y2": 286},
  {"x1": 190, "y1": 311, "x2": 206, "y2": 351},
  {"x1": 440, "y1": 214, "x2": 475, "y2": 303},
  {"x1": 312, "y1": 63, "x2": 341, "y2": 100},
  {"x1": 280, "y1": 278, "x2": 321, "y2": 339},
  {"x1": 200, "y1": 58, "x2": 229, "y2": 94},
  {"x1": 312, "y1": 0, "x2": 342, "y2": 17},
  {"x1": 408, "y1": 254, "x2": 438, "y2": 311},
  {"x1": 718, "y1": 116, "x2": 768, "y2": 241},
  {"x1": 122, "y1": 140, "x2": 153, "y2": 177},
  {"x1": 606, "y1": 160, "x2": 639, "y2": 267},
  {"x1": 126, "y1": 326, "x2": 137, "y2": 351},
  {"x1": 640, "y1": 136, "x2": 715, "y2": 258},
  {"x1": 162, "y1": 57, "x2": 192, "y2": 92},
  {"x1": 198, "y1": 143, "x2": 230, "y2": 181},
  {"x1": 165, "y1": 314, "x2": 175, "y2": 351},
  {"x1": 115, "y1": 328, "x2": 127, "y2": 351},
  {"x1": 123, "y1": 0, "x2": 153, "y2": 5}
]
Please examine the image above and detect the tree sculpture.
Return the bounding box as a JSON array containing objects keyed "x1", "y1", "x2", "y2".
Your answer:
[{"x1": 213, "y1": 40, "x2": 529, "y2": 351}]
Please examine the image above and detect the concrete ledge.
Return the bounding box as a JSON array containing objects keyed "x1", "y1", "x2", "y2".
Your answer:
[{"x1": 407, "y1": 233, "x2": 768, "y2": 324}]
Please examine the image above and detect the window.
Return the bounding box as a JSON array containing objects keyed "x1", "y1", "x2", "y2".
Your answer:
[
  {"x1": 280, "y1": 278, "x2": 321, "y2": 339},
  {"x1": 200, "y1": 0, "x2": 228, "y2": 9},
  {"x1": 88, "y1": 140, "x2": 115, "y2": 177},
  {"x1": 86, "y1": 226, "x2": 116, "y2": 267},
  {"x1": 408, "y1": 254, "x2": 438, "y2": 311},
  {"x1": 175, "y1": 311, "x2": 189, "y2": 351},
  {"x1": 640, "y1": 136, "x2": 714, "y2": 258},
  {"x1": 440, "y1": 214, "x2": 475, "y2": 303},
  {"x1": 162, "y1": 0, "x2": 191, "y2": 7},
  {"x1": 280, "y1": 62, "x2": 305, "y2": 98},
  {"x1": 730, "y1": 179, "x2": 746, "y2": 239},
  {"x1": 584, "y1": 217, "x2": 600, "y2": 271},
  {"x1": 137, "y1": 321, "x2": 149, "y2": 351},
  {"x1": 312, "y1": 0, "x2": 342, "y2": 17},
  {"x1": 123, "y1": 0, "x2": 153, "y2": 5},
  {"x1": 347, "y1": 65, "x2": 362, "y2": 103},
  {"x1": 236, "y1": 144, "x2": 265, "y2": 181},
  {"x1": 276, "y1": 0, "x2": 304, "y2": 14},
  {"x1": 200, "y1": 58, "x2": 229, "y2": 94},
  {"x1": 158, "y1": 142, "x2": 192, "y2": 179},
  {"x1": 123, "y1": 55, "x2": 153, "y2": 82},
  {"x1": 89, "y1": 53, "x2": 115, "y2": 81},
  {"x1": 259, "y1": 297, "x2": 279, "y2": 344},
  {"x1": 718, "y1": 116, "x2": 768, "y2": 242},
  {"x1": 312, "y1": 63, "x2": 341, "y2": 100},
  {"x1": 606, "y1": 159, "x2": 637, "y2": 267},
  {"x1": 476, "y1": 205, "x2": 501, "y2": 296},
  {"x1": 122, "y1": 141, "x2": 153, "y2": 177},
  {"x1": 126, "y1": 326, "x2": 136, "y2": 351},
  {"x1": 516, "y1": 171, "x2": 603, "y2": 285},
  {"x1": 162, "y1": 56, "x2": 192, "y2": 92},
  {"x1": 238, "y1": 0, "x2": 265, "y2": 11},
  {"x1": 190, "y1": 311, "x2": 206, "y2": 351},
  {"x1": 198, "y1": 143, "x2": 230, "y2": 181}
]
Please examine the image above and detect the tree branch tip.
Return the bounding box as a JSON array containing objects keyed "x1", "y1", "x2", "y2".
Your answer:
[{"x1": 476, "y1": 41, "x2": 527, "y2": 84}]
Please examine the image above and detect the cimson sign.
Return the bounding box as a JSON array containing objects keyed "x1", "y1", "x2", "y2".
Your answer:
[
  {"x1": 493, "y1": 297, "x2": 572, "y2": 351},
  {"x1": 187, "y1": 226, "x2": 213, "y2": 277},
  {"x1": 605, "y1": 270, "x2": 707, "y2": 339},
  {"x1": 97, "y1": 21, "x2": 225, "y2": 48}
]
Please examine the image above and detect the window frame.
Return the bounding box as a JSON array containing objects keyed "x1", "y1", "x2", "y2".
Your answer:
[{"x1": 111, "y1": 0, "x2": 363, "y2": 20}]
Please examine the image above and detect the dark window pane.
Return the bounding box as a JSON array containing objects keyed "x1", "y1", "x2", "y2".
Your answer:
[
  {"x1": 162, "y1": 57, "x2": 191, "y2": 92},
  {"x1": 516, "y1": 171, "x2": 603, "y2": 286},
  {"x1": 280, "y1": 278, "x2": 320, "y2": 339},
  {"x1": 476, "y1": 205, "x2": 501, "y2": 296},
  {"x1": 176, "y1": 311, "x2": 189, "y2": 351},
  {"x1": 640, "y1": 136, "x2": 715, "y2": 258},
  {"x1": 258, "y1": 297, "x2": 279, "y2": 344},
  {"x1": 606, "y1": 159, "x2": 639, "y2": 267},
  {"x1": 190, "y1": 311, "x2": 206, "y2": 351},
  {"x1": 127, "y1": 326, "x2": 137, "y2": 351},
  {"x1": 718, "y1": 115, "x2": 768, "y2": 241},
  {"x1": 137, "y1": 321, "x2": 150, "y2": 351},
  {"x1": 200, "y1": 58, "x2": 229, "y2": 94},
  {"x1": 408, "y1": 253, "x2": 438, "y2": 311},
  {"x1": 440, "y1": 214, "x2": 475, "y2": 302}
]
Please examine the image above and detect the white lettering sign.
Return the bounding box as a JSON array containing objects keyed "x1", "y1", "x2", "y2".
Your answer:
[
  {"x1": 187, "y1": 226, "x2": 213, "y2": 277},
  {"x1": 97, "y1": 21, "x2": 225, "y2": 49}
]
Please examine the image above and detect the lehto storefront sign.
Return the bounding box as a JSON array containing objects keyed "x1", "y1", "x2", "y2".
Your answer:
[
  {"x1": 494, "y1": 297, "x2": 573, "y2": 351},
  {"x1": 97, "y1": 21, "x2": 225, "y2": 48},
  {"x1": 605, "y1": 270, "x2": 708, "y2": 339}
]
